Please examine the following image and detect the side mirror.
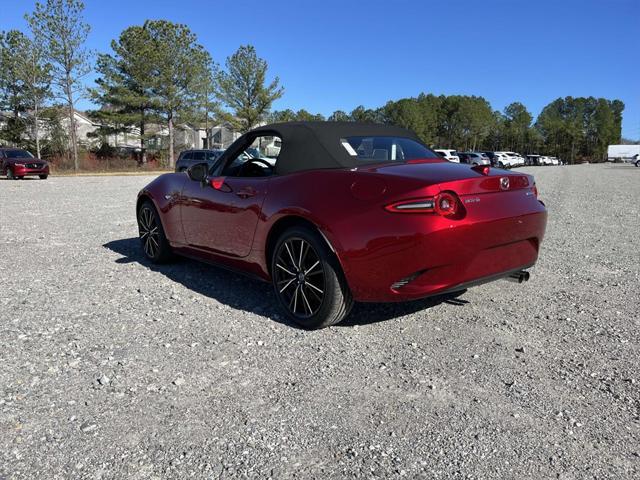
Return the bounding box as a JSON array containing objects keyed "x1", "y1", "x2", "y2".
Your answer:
[{"x1": 187, "y1": 162, "x2": 208, "y2": 183}]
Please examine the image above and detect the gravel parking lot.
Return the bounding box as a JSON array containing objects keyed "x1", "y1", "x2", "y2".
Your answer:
[{"x1": 1, "y1": 163, "x2": 638, "y2": 479}]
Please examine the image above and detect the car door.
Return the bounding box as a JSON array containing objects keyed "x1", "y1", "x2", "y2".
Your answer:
[
  {"x1": 180, "y1": 176, "x2": 270, "y2": 257},
  {"x1": 179, "y1": 134, "x2": 279, "y2": 258}
]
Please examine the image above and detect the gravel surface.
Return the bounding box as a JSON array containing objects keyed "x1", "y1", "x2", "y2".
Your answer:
[{"x1": 1, "y1": 164, "x2": 638, "y2": 479}]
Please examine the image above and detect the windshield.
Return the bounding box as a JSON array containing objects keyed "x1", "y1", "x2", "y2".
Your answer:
[
  {"x1": 340, "y1": 136, "x2": 438, "y2": 164},
  {"x1": 5, "y1": 149, "x2": 34, "y2": 159}
]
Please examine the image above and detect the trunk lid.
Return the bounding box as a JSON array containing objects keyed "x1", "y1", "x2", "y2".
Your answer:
[{"x1": 364, "y1": 161, "x2": 533, "y2": 195}]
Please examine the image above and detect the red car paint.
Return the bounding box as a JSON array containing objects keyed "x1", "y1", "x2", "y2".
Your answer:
[
  {"x1": 138, "y1": 161, "x2": 547, "y2": 303},
  {"x1": 0, "y1": 148, "x2": 50, "y2": 179}
]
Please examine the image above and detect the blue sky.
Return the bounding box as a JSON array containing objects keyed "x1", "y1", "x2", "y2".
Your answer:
[{"x1": 2, "y1": 0, "x2": 639, "y2": 139}]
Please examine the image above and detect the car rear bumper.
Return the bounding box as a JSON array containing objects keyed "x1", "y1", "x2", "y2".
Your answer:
[{"x1": 339, "y1": 207, "x2": 547, "y2": 302}]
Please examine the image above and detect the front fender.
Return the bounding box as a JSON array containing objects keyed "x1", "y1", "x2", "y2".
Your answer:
[{"x1": 137, "y1": 173, "x2": 186, "y2": 245}]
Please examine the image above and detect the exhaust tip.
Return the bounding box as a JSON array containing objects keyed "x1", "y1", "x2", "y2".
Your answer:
[{"x1": 506, "y1": 270, "x2": 530, "y2": 283}]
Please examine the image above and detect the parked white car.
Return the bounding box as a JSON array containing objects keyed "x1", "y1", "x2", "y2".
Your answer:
[
  {"x1": 434, "y1": 149, "x2": 460, "y2": 163},
  {"x1": 493, "y1": 151, "x2": 519, "y2": 168},
  {"x1": 504, "y1": 151, "x2": 525, "y2": 166}
]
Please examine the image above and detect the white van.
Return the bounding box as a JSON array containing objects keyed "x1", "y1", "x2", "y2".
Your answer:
[{"x1": 607, "y1": 145, "x2": 640, "y2": 163}]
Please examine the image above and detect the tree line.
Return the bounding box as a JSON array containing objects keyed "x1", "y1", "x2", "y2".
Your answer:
[
  {"x1": 0, "y1": 0, "x2": 626, "y2": 169},
  {"x1": 269, "y1": 95, "x2": 624, "y2": 162}
]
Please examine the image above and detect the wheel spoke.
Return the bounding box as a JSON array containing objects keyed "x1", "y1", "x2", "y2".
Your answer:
[
  {"x1": 298, "y1": 240, "x2": 307, "y2": 270},
  {"x1": 300, "y1": 287, "x2": 312, "y2": 315},
  {"x1": 305, "y1": 260, "x2": 320, "y2": 276},
  {"x1": 142, "y1": 209, "x2": 150, "y2": 229},
  {"x1": 290, "y1": 285, "x2": 299, "y2": 312},
  {"x1": 145, "y1": 237, "x2": 154, "y2": 257},
  {"x1": 142, "y1": 209, "x2": 153, "y2": 230},
  {"x1": 305, "y1": 281, "x2": 323, "y2": 295},
  {"x1": 306, "y1": 283, "x2": 323, "y2": 303},
  {"x1": 279, "y1": 277, "x2": 296, "y2": 293},
  {"x1": 276, "y1": 263, "x2": 295, "y2": 276},
  {"x1": 284, "y1": 242, "x2": 298, "y2": 270}
]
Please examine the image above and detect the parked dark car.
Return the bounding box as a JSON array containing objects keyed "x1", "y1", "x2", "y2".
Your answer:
[
  {"x1": 0, "y1": 148, "x2": 49, "y2": 179},
  {"x1": 175, "y1": 149, "x2": 225, "y2": 172}
]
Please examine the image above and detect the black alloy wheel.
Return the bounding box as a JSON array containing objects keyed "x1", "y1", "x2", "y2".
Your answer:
[
  {"x1": 272, "y1": 226, "x2": 352, "y2": 329},
  {"x1": 275, "y1": 237, "x2": 325, "y2": 318},
  {"x1": 137, "y1": 201, "x2": 173, "y2": 263}
]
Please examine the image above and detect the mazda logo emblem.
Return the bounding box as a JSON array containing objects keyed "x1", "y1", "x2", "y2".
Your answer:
[{"x1": 500, "y1": 177, "x2": 510, "y2": 190}]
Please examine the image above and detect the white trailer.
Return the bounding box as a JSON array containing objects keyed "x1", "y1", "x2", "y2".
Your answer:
[{"x1": 607, "y1": 144, "x2": 640, "y2": 163}]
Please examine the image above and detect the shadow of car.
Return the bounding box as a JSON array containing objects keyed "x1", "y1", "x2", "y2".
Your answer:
[{"x1": 103, "y1": 237, "x2": 468, "y2": 328}]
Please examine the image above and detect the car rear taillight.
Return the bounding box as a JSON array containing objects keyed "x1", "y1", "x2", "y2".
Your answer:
[
  {"x1": 385, "y1": 192, "x2": 461, "y2": 217},
  {"x1": 532, "y1": 183, "x2": 538, "y2": 198},
  {"x1": 385, "y1": 198, "x2": 435, "y2": 213},
  {"x1": 434, "y1": 192, "x2": 459, "y2": 217}
]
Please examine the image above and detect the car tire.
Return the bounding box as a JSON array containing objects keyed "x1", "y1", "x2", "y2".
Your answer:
[
  {"x1": 39, "y1": 175, "x2": 48, "y2": 180},
  {"x1": 271, "y1": 226, "x2": 353, "y2": 329},
  {"x1": 498, "y1": 161, "x2": 504, "y2": 168},
  {"x1": 137, "y1": 200, "x2": 174, "y2": 263},
  {"x1": 635, "y1": 160, "x2": 640, "y2": 168},
  {"x1": 7, "y1": 168, "x2": 15, "y2": 180}
]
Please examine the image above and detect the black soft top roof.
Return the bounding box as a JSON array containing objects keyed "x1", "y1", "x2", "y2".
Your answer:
[{"x1": 227, "y1": 121, "x2": 422, "y2": 175}]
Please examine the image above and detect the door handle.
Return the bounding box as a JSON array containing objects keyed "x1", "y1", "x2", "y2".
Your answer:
[{"x1": 236, "y1": 187, "x2": 256, "y2": 199}]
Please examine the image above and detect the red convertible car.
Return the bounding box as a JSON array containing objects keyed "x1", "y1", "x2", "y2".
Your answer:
[
  {"x1": 137, "y1": 122, "x2": 547, "y2": 328},
  {"x1": 1, "y1": 148, "x2": 50, "y2": 179}
]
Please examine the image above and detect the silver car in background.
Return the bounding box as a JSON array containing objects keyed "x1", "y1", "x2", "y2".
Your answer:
[{"x1": 458, "y1": 152, "x2": 491, "y2": 166}]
